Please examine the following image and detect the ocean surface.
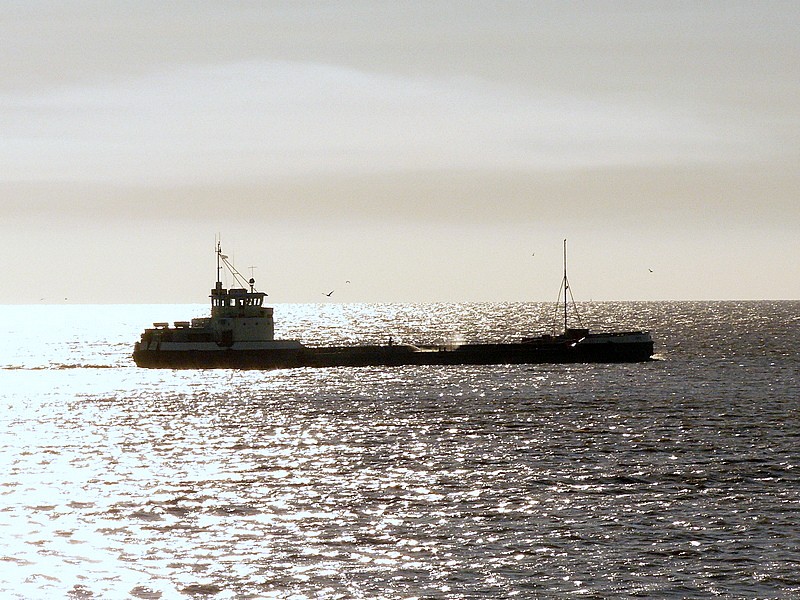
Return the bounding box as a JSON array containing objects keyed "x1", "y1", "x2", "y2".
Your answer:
[{"x1": 1, "y1": 301, "x2": 798, "y2": 599}]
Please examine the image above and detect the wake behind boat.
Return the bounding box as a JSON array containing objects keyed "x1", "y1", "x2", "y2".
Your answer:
[{"x1": 132, "y1": 241, "x2": 654, "y2": 369}]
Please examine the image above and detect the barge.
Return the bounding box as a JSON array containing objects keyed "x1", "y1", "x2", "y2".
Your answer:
[{"x1": 132, "y1": 242, "x2": 654, "y2": 369}]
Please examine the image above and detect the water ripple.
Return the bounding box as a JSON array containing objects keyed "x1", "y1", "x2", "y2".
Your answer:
[{"x1": 1, "y1": 302, "x2": 799, "y2": 597}]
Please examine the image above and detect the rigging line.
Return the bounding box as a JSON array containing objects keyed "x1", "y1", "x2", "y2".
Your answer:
[{"x1": 220, "y1": 255, "x2": 252, "y2": 290}]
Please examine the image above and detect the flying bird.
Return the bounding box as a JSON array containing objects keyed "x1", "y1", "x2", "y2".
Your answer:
[
  {"x1": 324, "y1": 290, "x2": 334, "y2": 297},
  {"x1": 648, "y1": 268, "x2": 653, "y2": 273}
]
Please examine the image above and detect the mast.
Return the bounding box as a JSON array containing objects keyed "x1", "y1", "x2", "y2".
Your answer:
[
  {"x1": 551, "y1": 238, "x2": 583, "y2": 336},
  {"x1": 216, "y1": 240, "x2": 222, "y2": 286},
  {"x1": 563, "y1": 239, "x2": 568, "y2": 333}
]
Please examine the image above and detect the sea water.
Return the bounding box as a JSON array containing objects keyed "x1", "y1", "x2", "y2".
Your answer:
[{"x1": 1, "y1": 301, "x2": 798, "y2": 599}]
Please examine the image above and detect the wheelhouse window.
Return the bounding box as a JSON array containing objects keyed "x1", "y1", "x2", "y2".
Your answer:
[{"x1": 213, "y1": 290, "x2": 264, "y2": 308}]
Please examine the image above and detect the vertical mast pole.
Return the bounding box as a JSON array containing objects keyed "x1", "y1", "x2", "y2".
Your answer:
[
  {"x1": 216, "y1": 240, "x2": 222, "y2": 285},
  {"x1": 563, "y1": 238, "x2": 568, "y2": 334}
]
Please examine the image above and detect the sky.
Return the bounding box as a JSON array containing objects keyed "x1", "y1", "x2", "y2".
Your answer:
[{"x1": 2, "y1": 1, "x2": 798, "y2": 304}]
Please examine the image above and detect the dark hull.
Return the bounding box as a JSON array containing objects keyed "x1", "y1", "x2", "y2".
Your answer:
[{"x1": 132, "y1": 338, "x2": 654, "y2": 370}]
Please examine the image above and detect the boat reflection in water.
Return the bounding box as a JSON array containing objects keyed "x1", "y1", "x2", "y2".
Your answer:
[{"x1": 132, "y1": 241, "x2": 654, "y2": 370}]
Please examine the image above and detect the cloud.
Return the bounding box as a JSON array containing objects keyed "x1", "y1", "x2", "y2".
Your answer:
[{"x1": 0, "y1": 60, "x2": 769, "y2": 185}]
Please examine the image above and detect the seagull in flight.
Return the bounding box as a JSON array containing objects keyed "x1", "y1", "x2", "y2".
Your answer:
[{"x1": 324, "y1": 290, "x2": 334, "y2": 297}]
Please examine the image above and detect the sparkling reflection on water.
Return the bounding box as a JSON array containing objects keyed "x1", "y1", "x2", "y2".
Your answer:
[{"x1": 1, "y1": 302, "x2": 799, "y2": 598}]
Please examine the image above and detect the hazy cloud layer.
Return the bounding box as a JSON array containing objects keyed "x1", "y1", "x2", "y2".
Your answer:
[{"x1": 3, "y1": 59, "x2": 775, "y2": 186}]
